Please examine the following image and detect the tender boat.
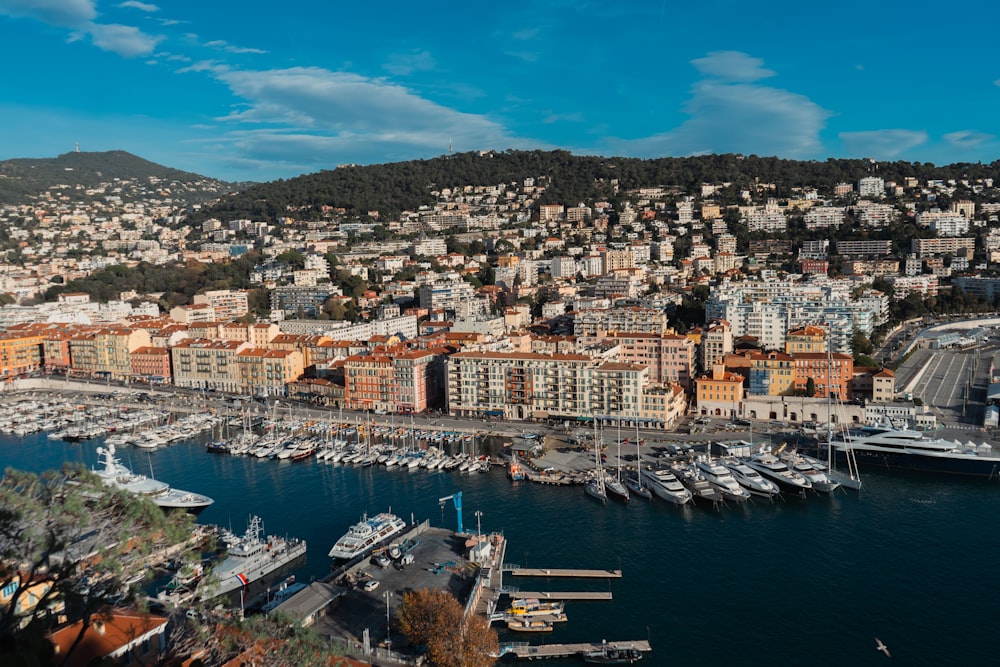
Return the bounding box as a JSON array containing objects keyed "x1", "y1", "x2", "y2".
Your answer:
[
  {"x1": 506, "y1": 618, "x2": 554, "y2": 632},
  {"x1": 328, "y1": 511, "x2": 407, "y2": 560}
]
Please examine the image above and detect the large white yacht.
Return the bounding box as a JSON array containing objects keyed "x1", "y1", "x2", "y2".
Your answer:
[
  {"x1": 695, "y1": 459, "x2": 751, "y2": 503},
  {"x1": 93, "y1": 444, "x2": 214, "y2": 514},
  {"x1": 328, "y1": 511, "x2": 407, "y2": 560},
  {"x1": 640, "y1": 467, "x2": 693, "y2": 505},
  {"x1": 722, "y1": 460, "x2": 781, "y2": 498},
  {"x1": 744, "y1": 448, "x2": 812, "y2": 494}
]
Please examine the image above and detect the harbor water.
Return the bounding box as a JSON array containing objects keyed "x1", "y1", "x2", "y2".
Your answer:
[{"x1": 4, "y1": 430, "x2": 1000, "y2": 666}]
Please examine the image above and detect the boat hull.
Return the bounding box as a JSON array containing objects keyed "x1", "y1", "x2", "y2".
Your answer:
[{"x1": 833, "y1": 447, "x2": 1000, "y2": 478}]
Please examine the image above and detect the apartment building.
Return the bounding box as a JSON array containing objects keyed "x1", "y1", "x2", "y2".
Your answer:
[
  {"x1": 701, "y1": 320, "x2": 733, "y2": 370},
  {"x1": 343, "y1": 348, "x2": 437, "y2": 413},
  {"x1": 912, "y1": 237, "x2": 975, "y2": 258},
  {"x1": 0, "y1": 329, "x2": 43, "y2": 378},
  {"x1": 171, "y1": 338, "x2": 249, "y2": 392},
  {"x1": 573, "y1": 307, "x2": 669, "y2": 336},
  {"x1": 69, "y1": 327, "x2": 151, "y2": 380},
  {"x1": 130, "y1": 346, "x2": 171, "y2": 382},
  {"x1": 192, "y1": 289, "x2": 250, "y2": 320},
  {"x1": 790, "y1": 352, "x2": 853, "y2": 399},
  {"x1": 784, "y1": 326, "x2": 826, "y2": 354},
  {"x1": 236, "y1": 348, "x2": 304, "y2": 397},
  {"x1": 834, "y1": 240, "x2": 892, "y2": 257},
  {"x1": 587, "y1": 332, "x2": 695, "y2": 388},
  {"x1": 694, "y1": 364, "x2": 746, "y2": 417}
]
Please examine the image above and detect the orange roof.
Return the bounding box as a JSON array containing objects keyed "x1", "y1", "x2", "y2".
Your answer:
[{"x1": 49, "y1": 611, "x2": 167, "y2": 667}]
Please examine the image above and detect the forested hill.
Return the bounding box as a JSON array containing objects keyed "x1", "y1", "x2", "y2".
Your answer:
[
  {"x1": 0, "y1": 150, "x2": 231, "y2": 204},
  {"x1": 205, "y1": 150, "x2": 1000, "y2": 221}
]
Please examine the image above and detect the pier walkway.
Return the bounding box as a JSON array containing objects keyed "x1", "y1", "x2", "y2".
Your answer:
[
  {"x1": 504, "y1": 590, "x2": 612, "y2": 600},
  {"x1": 501, "y1": 639, "x2": 651, "y2": 660},
  {"x1": 503, "y1": 566, "x2": 621, "y2": 578}
]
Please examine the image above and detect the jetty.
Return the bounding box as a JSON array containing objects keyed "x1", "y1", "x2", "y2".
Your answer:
[
  {"x1": 500, "y1": 639, "x2": 651, "y2": 660},
  {"x1": 504, "y1": 567, "x2": 621, "y2": 578},
  {"x1": 505, "y1": 590, "x2": 612, "y2": 600}
]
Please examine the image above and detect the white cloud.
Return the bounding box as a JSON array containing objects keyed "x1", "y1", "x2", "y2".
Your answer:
[
  {"x1": 87, "y1": 22, "x2": 162, "y2": 56},
  {"x1": 691, "y1": 51, "x2": 775, "y2": 83},
  {"x1": 204, "y1": 38, "x2": 267, "y2": 55},
  {"x1": 839, "y1": 129, "x2": 927, "y2": 158},
  {"x1": 943, "y1": 130, "x2": 994, "y2": 149},
  {"x1": 205, "y1": 67, "x2": 524, "y2": 167},
  {"x1": 604, "y1": 53, "x2": 828, "y2": 159},
  {"x1": 118, "y1": 1, "x2": 158, "y2": 11},
  {"x1": 383, "y1": 50, "x2": 435, "y2": 76},
  {"x1": 0, "y1": 0, "x2": 95, "y2": 27}
]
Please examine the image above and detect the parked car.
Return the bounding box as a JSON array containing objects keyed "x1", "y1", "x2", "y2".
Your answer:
[{"x1": 363, "y1": 579, "x2": 380, "y2": 592}]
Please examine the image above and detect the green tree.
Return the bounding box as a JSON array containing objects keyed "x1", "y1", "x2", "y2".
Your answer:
[
  {"x1": 805, "y1": 377, "x2": 816, "y2": 397},
  {"x1": 0, "y1": 465, "x2": 194, "y2": 666}
]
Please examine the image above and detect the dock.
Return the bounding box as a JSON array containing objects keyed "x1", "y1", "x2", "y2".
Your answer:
[
  {"x1": 507, "y1": 591, "x2": 612, "y2": 600},
  {"x1": 504, "y1": 567, "x2": 622, "y2": 578},
  {"x1": 502, "y1": 639, "x2": 651, "y2": 660}
]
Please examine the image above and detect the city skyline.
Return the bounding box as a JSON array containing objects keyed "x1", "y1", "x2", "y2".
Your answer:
[{"x1": 1, "y1": 0, "x2": 998, "y2": 183}]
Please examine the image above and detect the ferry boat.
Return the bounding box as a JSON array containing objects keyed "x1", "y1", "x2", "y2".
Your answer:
[
  {"x1": 197, "y1": 515, "x2": 307, "y2": 600},
  {"x1": 327, "y1": 511, "x2": 407, "y2": 560},
  {"x1": 827, "y1": 419, "x2": 1000, "y2": 478},
  {"x1": 93, "y1": 444, "x2": 214, "y2": 514}
]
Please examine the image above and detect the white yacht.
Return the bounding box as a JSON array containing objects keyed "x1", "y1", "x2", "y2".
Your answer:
[
  {"x1": 328, "y1": 511, "x2": 407, "y2": 560},
  {"x1": 93, "y1": 444, "x2": 214, "y2": 514},
  {"x1": 780, "y1": 451, "x2": 840, "y2": 493},
  {"x1": 744, "y1": 448, "x2": 812, "y2": 494},
  {"x1": 722, "y1": 460, "x2": 780, "y2": 498},
  {"x1": 695, "y1": 460, "x2": 751, "y2": 503},
  {"x1": 640, "y1": 467, "x2": 693, "y2": 505}
]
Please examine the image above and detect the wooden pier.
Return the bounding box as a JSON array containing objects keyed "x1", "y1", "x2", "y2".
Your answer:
[
  {"x1": 504, "y1": 567, "x2": 622, "y2": 578},
  {"x1": 503, "y1": 639, "x2": 651, "y2": 660},
  {"x1": 507, "y1": 591, "x2": 612, "y2": 600}
]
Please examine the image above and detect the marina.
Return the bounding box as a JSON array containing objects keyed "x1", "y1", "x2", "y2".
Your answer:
[{"x1": 5, "y1": 390, "x2": 1000, "y2": 663}]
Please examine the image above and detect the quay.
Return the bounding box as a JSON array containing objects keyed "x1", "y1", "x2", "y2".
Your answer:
[
  {"x1": 501, "y1": 639, "x2": 651, "y2": 660},
  {"x1": 503, "y1": 566, "x2": 622, "y2": 578},
  {"x1": 504, "y1": 590, "x2": 613, "y2": 600}
]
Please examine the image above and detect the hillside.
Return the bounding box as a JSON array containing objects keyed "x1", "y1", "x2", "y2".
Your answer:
[
  {"x1": 204, "y1": 150, "x2": 1000, "y2": 221},
  {"x1": 0, "y1": 150, "x2": 234, "y2": 204}
]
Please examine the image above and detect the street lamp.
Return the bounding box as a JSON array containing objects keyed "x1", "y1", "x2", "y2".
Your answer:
[
  {"x1": 385, "y1": 590, "x2": 392, "y2": 651},
  {"x1": 474, "y1": 510, "x2": 483, "y2": 537}
]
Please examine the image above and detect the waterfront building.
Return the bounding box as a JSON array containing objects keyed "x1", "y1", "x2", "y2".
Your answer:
[
  {"x1": 129, "y1": 346, "x2": 171, "y2": 383},
  {"x1": 171, "y1": 338, "x2": 249, "y2": 393},
  {"x1": 0, "y1": 329, "x2": 43, "y2": 378},
  {"x1": 581, "y1": 332, "x2": 695, "y2": 389},
  {"x1": 694, "y1": 364, "x2": 746, "y2": 418},
  {"x1": 343, "y1": 348, "x2": 437, "y2": 413},
  {"x1": 236, "y1": 348, "x2": 304, "y2": 397},
  {"x1": 69, "y1": 327, "x2": 151, "y2": 381},
  {"x1": 791, "y1": 352, "x2": 853, "y2": 399}
]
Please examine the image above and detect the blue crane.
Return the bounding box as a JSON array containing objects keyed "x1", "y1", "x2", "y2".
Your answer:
[{"x1": 438, "y1": 491, "x2": 463, "y2": 534}]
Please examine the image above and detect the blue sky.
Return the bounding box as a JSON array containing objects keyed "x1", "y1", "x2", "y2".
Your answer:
[{"x1": 1, "y1": 0, "x2": 998, "y2": 183}]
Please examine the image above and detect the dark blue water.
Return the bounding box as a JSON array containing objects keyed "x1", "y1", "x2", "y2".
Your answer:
[{"x1": 4, "y1": 432, "x2": 1000, "y2": 666}]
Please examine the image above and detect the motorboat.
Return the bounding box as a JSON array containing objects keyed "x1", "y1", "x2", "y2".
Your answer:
[
  {"x1": 722, "y1": 460, "x2": 780, "y2": 498},
  {"x1": 506, "y1": 618, "x2": 553, "y2": 632},
  {"x1": 507, "y1": 598, "x2": 565, "y2": 617},
  {"x1": 583, "y1": 643, "x2": 644, "y2": 664},
  {"x1": 744, "y1": 448, "x2": 812, "y2": 494},
  {"x1": 328, "y1": 511, "x2": 407, "y2": 560},
  {"x1": 695, "y1": 459, "x2": 751, "y2": 503},
  {"x1": 779, "y1": 451, "x2": 840, "y2": 493},
  {"x1": 670, "y1": 463, "x2": 722, "y2": 507},
  {"x1": 640, "y1": 467, "x2": 692, "y2": 505},
  {"x1": 92, "y1": 444, "x2": 214, "y2": 514}
]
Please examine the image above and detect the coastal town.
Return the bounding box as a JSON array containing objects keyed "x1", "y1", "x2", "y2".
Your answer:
[{"x1": 5, "y1": 151, "x2": 1000, "y2": 667}]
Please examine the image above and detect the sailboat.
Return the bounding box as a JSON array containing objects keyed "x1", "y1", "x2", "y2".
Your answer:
[
  {"x1": 817, "y1": 342, "x2": 862, "y2": 491},
  {"x1": 584, "y1": 418, "x2": 608, "y2": 505},
  {"x1": 624, "y1": 422, "x2": 652, "y2": 500},
  {"x1": 604, "y1": 423, "x2": 630, "y2": 502}
]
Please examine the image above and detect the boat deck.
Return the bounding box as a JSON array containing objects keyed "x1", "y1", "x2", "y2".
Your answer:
[{"x1": 502, "y1": 639, "x2": 651, "y2": 659}]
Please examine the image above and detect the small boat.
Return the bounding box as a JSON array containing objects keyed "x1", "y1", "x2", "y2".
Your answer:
[
  {"x1": 583, "y1": 643, "x2": 644, "y2": 664},
  {"x1": 508, "y1": 454, "x2": 526, "y2": 481},
  {"x1": 205, "y1": 441, "x2": 231, "y2": 454},
  {"x1": 506, "y1": 618, "x2": 554, "y2": 632},
  {"x1": 507, "y1": 598, "x2": 565, "y2": 616}
]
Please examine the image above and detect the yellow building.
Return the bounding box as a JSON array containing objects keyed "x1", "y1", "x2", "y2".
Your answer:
[
  {"x1": 236, "y1": 348, "x2": 304, "y2": 397},
  {"x1": 784, "y1": 325, "x2": 827, "y2": 354},
  {"x1": 0, "y1": 330, "x2": 43, "y2": 378},
  {"x1": 695, "y1": 364, "x2": 746, "y2": 417}
]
